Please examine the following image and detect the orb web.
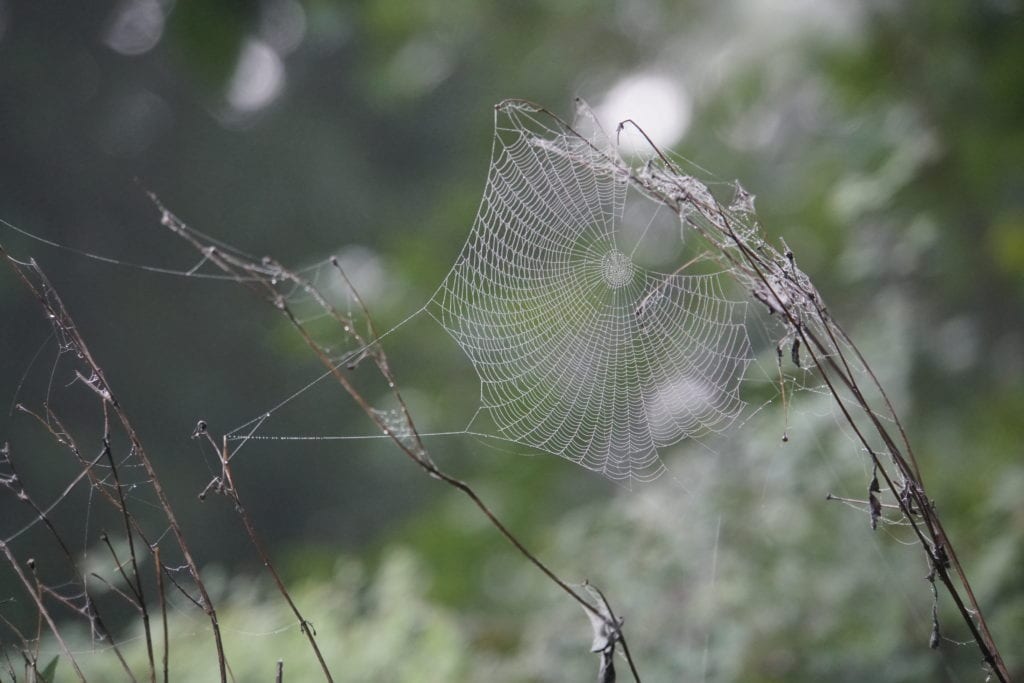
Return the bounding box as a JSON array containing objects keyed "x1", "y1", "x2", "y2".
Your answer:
[{"x1": 428, "y1": 100, "x2": 752, "y2": 483}]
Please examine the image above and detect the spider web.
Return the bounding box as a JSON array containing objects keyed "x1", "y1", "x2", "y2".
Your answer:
[
  {"x1": 0, "y1": 100, "x2": 758, "y2": 488},
  {"x1": 426, "y1": 101, "x2": 753, "y2": 483}
]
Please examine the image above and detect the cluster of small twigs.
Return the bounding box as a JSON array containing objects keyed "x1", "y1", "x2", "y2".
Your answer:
[
  {"x1": 508, "y1": 98, "x2": 1009, "y2": 680},
  {"x1": 1, "y1": 245, "x2": 226, "y2": 682},
  {"x1": 1, "y1": 246, "x2": 357, "y2": 681}
]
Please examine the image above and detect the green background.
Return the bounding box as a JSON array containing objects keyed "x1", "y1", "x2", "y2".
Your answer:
[{"x1": 1, "y1": 0, "x2": 1021, "y2": 680}]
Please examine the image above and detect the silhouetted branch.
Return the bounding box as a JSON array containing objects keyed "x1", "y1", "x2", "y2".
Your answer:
[
  {"x1": 194, "y1": 428, "x2": 334, "y2": 682},
  {"x1": 2, "y1": 245, "x2": 231, "y2": 682}
]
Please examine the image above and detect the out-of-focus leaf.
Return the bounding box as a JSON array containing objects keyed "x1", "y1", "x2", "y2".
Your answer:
[
  {"x1": 39, "y1": 656, "x2": 59, "y2": 683},
  {"x1": 165, "y1": 0, "x2": 255, "y2": 90}
]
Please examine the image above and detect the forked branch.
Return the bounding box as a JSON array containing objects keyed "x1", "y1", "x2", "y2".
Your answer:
[{"x1": 193, "y1": 427, "x2": 334, "y2": 682}]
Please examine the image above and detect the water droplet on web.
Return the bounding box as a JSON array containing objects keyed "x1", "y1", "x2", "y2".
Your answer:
[{"x1": 729, "y1": 182, "x2": 756, "y2": 214}]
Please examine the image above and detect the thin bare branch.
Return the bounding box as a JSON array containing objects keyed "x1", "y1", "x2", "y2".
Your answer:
[
  {"x1": 0, "y1": 546, "x2": 85, "y2": 681},
  {"x1": 195, "y1": 432, "x2": 334, "y2": 682},
  {"x1": 154, "y1": 547, "x2": 169, "y2": 683}
]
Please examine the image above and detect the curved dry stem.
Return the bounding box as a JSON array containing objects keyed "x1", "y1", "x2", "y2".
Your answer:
[
  {"x1": 611, "y1": 142, "x2": 1008, "y2": 679},
  {"x1": 154, "y1": 201, "x2": 644, "y2": 681},
  {"x1": 484, "y1": 102, "x2": 1011, "y2": 679}
]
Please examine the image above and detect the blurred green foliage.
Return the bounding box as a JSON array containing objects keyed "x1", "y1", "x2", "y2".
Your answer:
[{"x1": 1, "y1": 0, "x2": 1021, "y2": 680}]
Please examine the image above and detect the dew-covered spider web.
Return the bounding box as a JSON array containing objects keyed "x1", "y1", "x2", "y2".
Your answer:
[
  {"x1": 1, "y1": 99, "x2": 760, "y2": 487},
  {"x1": 424, "y1": 101, "x2": 753, "y2": 482}
]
